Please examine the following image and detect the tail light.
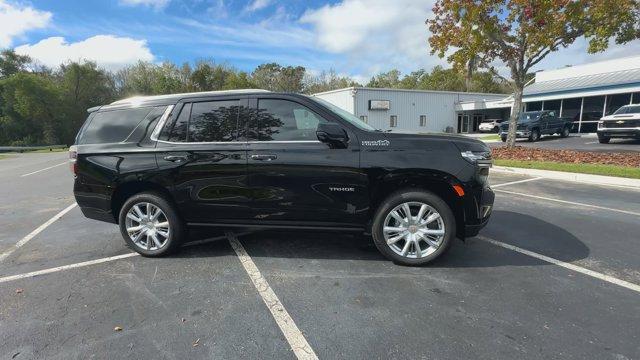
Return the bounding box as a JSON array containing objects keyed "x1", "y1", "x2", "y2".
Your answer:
[{"x1": 69, "y1": 145, "x2": 78, "y2": 176}]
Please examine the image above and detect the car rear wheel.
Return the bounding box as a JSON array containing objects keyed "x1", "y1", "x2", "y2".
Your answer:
[
  {"x1": 528, "y1": 129, "x2": 540, "y2": 142},
  {"x1": 372, "y1": 190, "x2": 455, "y2": 266},
  {"x1": 560, "y1": 126, "x2": 570, "y2": 138},
  {"x1": 493, "y1": 126, "x2": 500, "y2": 133},
  {"x1": 501, "y1": 135, "x2": 507, "y2": 142},
  {"x1": 119, "y1": 192, "x2": 185, "y2": 256}
]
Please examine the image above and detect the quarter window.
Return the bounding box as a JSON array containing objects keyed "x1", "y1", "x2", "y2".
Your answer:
[
  {"x1": 79, "y1": 107, "x2": 153, "y2": 144},
  {"x1": 390, "y1": 115, "x2": 398, "y2": 127},
  {"x1": 254, "y1": 99, "x2": 327, "y2": 141}
]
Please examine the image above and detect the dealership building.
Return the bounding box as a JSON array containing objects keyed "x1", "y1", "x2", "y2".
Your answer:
[{"x1": 314, "y1": 55, "x2": 640, "y2": 134}]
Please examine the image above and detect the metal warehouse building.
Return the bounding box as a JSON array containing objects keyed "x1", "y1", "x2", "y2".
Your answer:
[
  {"x1": 313, "y1": 87, "x2": 506, "y2": 133},
  {"x1": 316, "y1": 55, "x2": 640, "y2": 134}
]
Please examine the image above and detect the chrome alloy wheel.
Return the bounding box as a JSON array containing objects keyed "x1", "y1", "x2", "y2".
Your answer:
[
  {"x1": 125, "y1": 202, "x2": 170, "y2": 251},
  {"x1": 382, "y1": 202, "x2": 445, "y2": 259}
]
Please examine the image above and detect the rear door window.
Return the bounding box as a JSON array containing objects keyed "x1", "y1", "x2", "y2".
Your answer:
[
  {"x1": 79, "y1": 107, "x2": 153, "y2": 144},
  {"x1": 161, "y1": 100, "x2": 242, "y2": 142}
]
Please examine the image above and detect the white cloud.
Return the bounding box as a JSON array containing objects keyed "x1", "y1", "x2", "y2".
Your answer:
[
  {"x1": 15, "y1": 35, "x2": 155, "y2": 70},
  {"x1": 119, "y1": 0, "x2": 170, "y2": 10},
  {"x1": 300, "y1": 0, "x2": 439, "y2": 75},
  {"x1": 0, "y1": 0, "x2": 52, "y2": 48},
  {"x1": 245, "y1": 0, "x2": 270, "y2": 12}
]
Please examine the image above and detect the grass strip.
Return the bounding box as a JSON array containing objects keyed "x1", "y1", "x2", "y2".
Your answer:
[{"x1": 494, "y1": 159, "x2": 640, "y2": 179}]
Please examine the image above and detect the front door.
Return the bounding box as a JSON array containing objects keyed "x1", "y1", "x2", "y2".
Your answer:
[
  {"x1": 245, "y1": 96, "x2": 366, "y2": 227},
  {"x1": 155, "y1": 97, "x2": 251, "y2": 223},
  {"x1": 461, "y1": 115, "x2": 470, "y2": 133}
]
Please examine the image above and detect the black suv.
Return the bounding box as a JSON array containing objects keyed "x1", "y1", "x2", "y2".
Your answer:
[{"x1": 71, "y1": 90, "x2": 494, "y2": 265}]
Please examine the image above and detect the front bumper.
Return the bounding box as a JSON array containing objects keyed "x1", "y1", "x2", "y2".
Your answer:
[
  {"x1": 461, "y1": 182, "x2": 494, "y2": 238},
  {"x1": 597, "y1": 128, "x2": 640, "y2": 138},
  {"x1": 500, "y1": 130, "x2": 530, "y2": 138}
]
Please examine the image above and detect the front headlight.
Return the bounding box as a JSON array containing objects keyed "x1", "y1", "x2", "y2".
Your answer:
[
  {"x1": 461, "y1": 151, "x2": 492, "y2": 167},
  {"x1": 598, "y1": 121, "x2": 604, "y2": 129}
]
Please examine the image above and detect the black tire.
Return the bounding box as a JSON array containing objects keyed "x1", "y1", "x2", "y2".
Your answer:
[
  {"x1": 371, "y1": 190, "x2": 455, "y2": 266},
  {"x1": 501, "y1": 135, "x2": 507, "y2": 142},
  {"x1": 560, "y1": 126, "x2": 570, "y2": 138},
  {"x1": 598, "y1": 136, "x2": 610, "y2": 144},
  {"x1": 493, "y1": 126, "x2": 500, "y2": 133},
  {"x1": 118, "y1": 192, "x2": 185, "y2": 257},
  {"x1": 528, "y1": 128, "x2": 540, "y2": 142}
]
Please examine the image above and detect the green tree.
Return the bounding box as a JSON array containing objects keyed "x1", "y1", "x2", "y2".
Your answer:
[
  {"x1": 366, "y1": 69, "x2": 402, "y2": 88},
  {"x1": 252, "y1": 63, "x2": 306, "y2": 92},
  {"x1": 0, "y1": 73, "x2": 62, "y2": 144},
  {"x1": 303, "y1": 69, "x2": 360, "y2": 94},
  {"x1": 428, "y1": 0, "x2": 640, "y2": 147},
  {"x1": 56, "y1": 61, "x2": 115, "y2": 143},
  {"x1": 0, "y1": 50, "x2": 31, "y2": 78}
]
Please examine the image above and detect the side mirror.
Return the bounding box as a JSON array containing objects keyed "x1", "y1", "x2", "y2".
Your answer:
[{"x1": 316, "y1": 123, "x2": 348, "y2": 148}]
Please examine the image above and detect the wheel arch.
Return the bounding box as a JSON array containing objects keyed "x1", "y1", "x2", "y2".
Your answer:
[
  {"x1": 368, "y1": 170, "x2": 465, "y2": 238},
  {"x1": 111, "y1": 180, "x2": 175, "y2": 224}
]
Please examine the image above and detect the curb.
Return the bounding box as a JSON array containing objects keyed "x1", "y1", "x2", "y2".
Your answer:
[{"x1": 492, "y1": 166, "x2": 640, "y2": 189}]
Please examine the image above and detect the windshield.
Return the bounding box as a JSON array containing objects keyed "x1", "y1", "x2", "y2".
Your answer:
[
  {"x1": 518, "y1": 112, "x2": 542, "y2": 123},
  {"x1": 309, "y1": 96, "x2": 376, "y2": 131},
  {"x1": 613, "y1": 105, "x2": 640, "y2": 115}
]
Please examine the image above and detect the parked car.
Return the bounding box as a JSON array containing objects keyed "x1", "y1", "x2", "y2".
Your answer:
[
  {"x1": 500, "y1": 110, "x2": 572, "y2": 142},
  {"x1": 478, "y1": 118, "x2": 505, "y2": 133},
  {"x1": 71, "y1": 90, "x2": 494, "y2": 265},
  {"x1": 597, "y1": 104, "x2": 640, "y2": 143}
]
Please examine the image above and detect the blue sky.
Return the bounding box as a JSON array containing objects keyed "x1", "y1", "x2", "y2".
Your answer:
[{"x1": 3, "y1": 0, "x2": 639, "y2": 81}]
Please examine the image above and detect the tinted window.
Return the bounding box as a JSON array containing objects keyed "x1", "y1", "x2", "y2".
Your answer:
[
  {"x1": 254, "y1": 99, "x2": 327, "y2": 141},
  {"x1": 189, "y1": 100, "x2": 239, "y2": 142},
  {"x1": 79, "y1": 107, "x2": 152, "y2": 144},
  {"x1": 167, "y1": 103, "x2": 190, "y2": 142}
]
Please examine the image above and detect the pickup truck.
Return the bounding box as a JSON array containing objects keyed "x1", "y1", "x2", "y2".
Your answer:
[
  {"x1": 500, "y1": 110, "x2": 572, "y2": 142},
  {"x1": 597, "y1": 104, "x2": 640, "y2": 143}
]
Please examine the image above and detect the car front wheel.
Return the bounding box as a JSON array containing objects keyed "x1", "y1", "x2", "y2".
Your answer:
[
  {"x1": 372, "y1": 190, "x2": 455, "y2": 266},
  {"x1": 560, "y1": 126, "x2": 570, "y2": 138},
  {"x1": 528, "y1": 129, "x2": 540, "y2": 142},
  {"x1": 118, "y1": 192, "x2": 185, "y2": 256}
]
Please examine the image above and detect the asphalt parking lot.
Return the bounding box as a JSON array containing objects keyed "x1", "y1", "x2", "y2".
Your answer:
[
  {"x1": 487, "y1": 134, "x2": 640, "y2": 152},
  {"x1": 1, "y1": 152, "x2": 639, "y2": 359}
]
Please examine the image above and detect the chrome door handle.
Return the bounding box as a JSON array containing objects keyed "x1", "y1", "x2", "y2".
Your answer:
[
  {"x1": 163, "y1": 155, "x2": 188, "y2": 162},
  {"x1": 250, "y1": 154, "x2": 277, "y2": 161}
]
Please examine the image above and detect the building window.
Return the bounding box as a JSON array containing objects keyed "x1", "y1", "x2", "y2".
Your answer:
[
  {"x1": 605, "y1": 93, "x2": 632, "y2": 115},
  {"x1": 526, "y1": 101, "x2": 542, "y2": 111},
  {"x1": 633, "y1": 92, "x2": 640, "y2": 104},
  {"x1": 581, "y1": 95, "x2": 605, "y2": 133},
  {"x1": 419, "y1": 115, "x2": 427, "y2": 127},
  {"x1": 390, "y1": 115, "x2": 398, "y2": 127},
  {"x1": 359, "y1": 115, "x2": 368, "y2": 123},
  {"x1": 543, "y1": 100, "x2": 561, "y2": 113},
  {"x1": 561, "y1": 98, "x2": 582, "y2": 132}
]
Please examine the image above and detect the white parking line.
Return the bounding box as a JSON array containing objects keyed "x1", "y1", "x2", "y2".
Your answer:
[
  {"x1": 491, "y1": 177, "x2": 543, "y2": 188},
  {"x1": 226, "y1": 232, "x2": 318, "y2": 360},
  {"x1": 477, "y1": 235, "x2": 640, "y2": 294},
  {"x1": 20, "y1": 162, "x2": 67, "y2": 177},
  {"x1": 0, "y1": 233, "x2": 234, "y2": 283},
  {"x1": 0, "y1": 202, "x2": 77, "y2": 263},
  {"x1": 0, "y1": 253, "x2": 139, "y2": 284},
  {"x1": 495, "y1": 189, "x2": 640, "y2": 217}
]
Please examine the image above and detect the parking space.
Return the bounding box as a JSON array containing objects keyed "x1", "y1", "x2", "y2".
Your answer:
[
  {"x1": 1, "y1": 152, "x2": 639, "y2": 359},
  {"x1": 488, "y1": 135, "x2": 640, "y2": 152}
]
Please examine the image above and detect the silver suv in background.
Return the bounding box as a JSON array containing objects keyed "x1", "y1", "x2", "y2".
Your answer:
[{"x1": 478, "y1": 119, "x2": 504, "y2": 133}]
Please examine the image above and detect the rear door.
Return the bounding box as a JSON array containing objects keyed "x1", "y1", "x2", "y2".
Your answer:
[
  {"x1": 245, "y1": 95, "x2": 367, "y2": 227},
  {"x1": 155, "y1": 96, "x2": 251, "y2": 223}
]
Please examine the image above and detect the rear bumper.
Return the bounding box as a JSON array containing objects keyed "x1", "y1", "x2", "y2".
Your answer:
[{"x1": 74, "y1": 181, "x2": 117, "y2": 223}]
